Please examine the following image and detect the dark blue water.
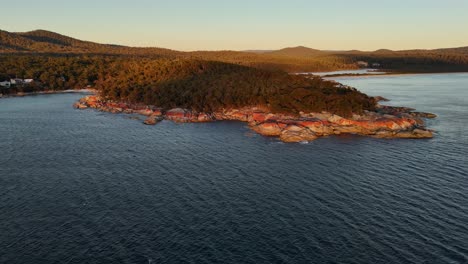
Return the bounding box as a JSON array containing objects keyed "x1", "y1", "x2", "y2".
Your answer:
[{"x1": 1, "y1": 74, "x2": 467, "y2": 264}]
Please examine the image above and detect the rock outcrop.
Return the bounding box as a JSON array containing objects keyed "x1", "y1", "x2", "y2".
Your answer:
[
  {"x1": 73, "y1": 102, "x2": 88, "y2": 109},
  {"x1": 280, "y1": 125, "x2": 318, "y2": 143},
  {"x1": 143, "y1": 115, "x2": 163, "y2": 125},
  {"x1": 75, "y1": 95, "x2": 435, "y2": 143}
]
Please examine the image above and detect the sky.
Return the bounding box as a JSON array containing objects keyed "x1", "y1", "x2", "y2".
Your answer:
[{"x1": 2, "y1": 0, "x2": 468, "y2": 51}]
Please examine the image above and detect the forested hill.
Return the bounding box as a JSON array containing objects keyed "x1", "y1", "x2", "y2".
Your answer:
[
  {"x1": 2, "y1": 29, "x2": 468, "y2": 72},
  {"x1": 0, "y1": 30, "x2": 181, "y2": 57},
  {"x1": 0, "y1": 29, "x2": 354, "y2": 72},
  {"x1": 0, "y1": 29, "x2": 467, "y2": 117},
  {"x1": 264, "y1": 46, "x2": 324, "y2": 57},
  {"x1": 97, "y1": 58, "x2": 376, "y2": 116},
  {"x1": 0, "y1": 55, "x2": 375, "y2": 117}
]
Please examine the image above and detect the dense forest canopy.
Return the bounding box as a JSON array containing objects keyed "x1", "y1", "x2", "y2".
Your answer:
[
  {"x1": 96, "y1": 58, "x2": 376, "y2": 116},
  {"x1": 2, "y1": 29, "x2": 468, "y2": 73},
  {"x1": 1, "y1": 29, "x2": 467, "y2": 117},
  {"x1": 0, "y1": 54, "x2": 375, "y2": 116}
]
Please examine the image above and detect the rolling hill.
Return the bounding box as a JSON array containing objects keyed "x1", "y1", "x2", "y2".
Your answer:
[
  {"x1": 0, "y1": 29, "x2": 181, "y2": 57},
  {"x1": 264, "y1": 46, "x2": 324, "y2": 57},
  {"x1": 1, "y1": 29, "x2": 468, "y2": 73},
  {"x1": 2, "y1": 28, "x2": 468, "y2": 118}
]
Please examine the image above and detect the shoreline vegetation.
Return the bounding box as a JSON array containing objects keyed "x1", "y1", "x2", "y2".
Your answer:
[
  {"x1": 319, "y1": 71, "x2": 468, "y2": 78},
  {"x1": 2, "y1": 29, "x2": 468, "y2": 74}
]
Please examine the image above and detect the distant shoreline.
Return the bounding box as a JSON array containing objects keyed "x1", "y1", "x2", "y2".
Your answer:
[
  {"x1": 318, "y1": 71, "x2": 468, "y2": 78},
  {"x1": 0, "y1": 89, "x2": 96, "y2": 99}
]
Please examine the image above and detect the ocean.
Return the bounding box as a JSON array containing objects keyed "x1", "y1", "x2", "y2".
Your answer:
[{"x1": 1, "y1": 73, "x2": 467, "y2": 263}]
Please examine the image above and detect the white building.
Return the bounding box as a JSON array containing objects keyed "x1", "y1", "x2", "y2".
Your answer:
[
  {"x1": 10, "y1": 79, "x2": 22, "y2": 85},
  {"x1": 9, "y1": 78, "x2": 34, "y2": 85},
  {"x1": 357, "y1": 61, "x2": 369, "y2": 68},
  {"x1": 0, "y1": 81, "x2": 11, "y2": 88}
]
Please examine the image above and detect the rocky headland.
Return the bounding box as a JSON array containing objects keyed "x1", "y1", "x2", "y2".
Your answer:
[{"x1": 74, "y1": 96, "x2": 436, "y2": 143}]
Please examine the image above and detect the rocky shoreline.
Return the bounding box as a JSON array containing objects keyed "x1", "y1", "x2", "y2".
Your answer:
[{"x1": 74, "y1": 96, "x2": 436, "y2": 143}]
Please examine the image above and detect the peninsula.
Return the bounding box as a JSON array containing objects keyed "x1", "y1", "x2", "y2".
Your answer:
[
  {"x1": 0, "y1": 29, "x2": 444, "y2": 142},
  {"x1": 70, "y1": 59, "x2": 435, "y2": 143}
]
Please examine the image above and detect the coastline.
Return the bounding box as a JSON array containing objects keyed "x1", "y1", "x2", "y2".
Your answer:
[
  {"x1": 74, "y1": 96, "x2": 436, "y2": 143},
  {"x1": 320, "y1": 71, "x2": 468, "y2": 79},
  {"x1": 0, "y1": 89, "x2": 96, "y2": 99}
]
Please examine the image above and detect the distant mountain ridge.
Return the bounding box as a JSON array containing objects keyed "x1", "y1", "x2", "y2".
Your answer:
[
  {"x1": 265, "y1": 46, "x2": 324, "y2": 57},
  {"x1": 0, "y1": 29, "x2": 180, "y2": 56},
  {"x1": 2, "y1": 29, "x2": 467, "y2": 55},
  {"x1": 1, "y1": 29, "x2": 96, "y2": 52},
  {"x1": 1, "y1": 29, "x2": 468, "y2": 73},
  {"x1": 18, "y1": 30, "x2": 98, "y2": 47},
  {"x1": 435, "y1": 46, "x2": 468, "y2": 54}
]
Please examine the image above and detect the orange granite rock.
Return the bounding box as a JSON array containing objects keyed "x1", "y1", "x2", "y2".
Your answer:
[
  {"x1": 251, "y1": 122, "x2": 284, "y2": 136},
  {"x1": 75, "y1": 96, "x2": 435, "y2": 142}
]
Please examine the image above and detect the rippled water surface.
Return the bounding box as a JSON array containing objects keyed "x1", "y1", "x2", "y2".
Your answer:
[{"x1": 1, "y1": 73, "x2": 467, "y2": 263}]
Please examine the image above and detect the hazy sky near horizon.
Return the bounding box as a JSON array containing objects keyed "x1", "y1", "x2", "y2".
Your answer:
[{"x1": 3, "y1": 0, "x2": 468, "y2": 51}]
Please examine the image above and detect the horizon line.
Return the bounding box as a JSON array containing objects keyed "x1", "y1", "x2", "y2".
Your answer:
[{"x1": 3, "y1": 28, "x2": 468, "y2": 53}]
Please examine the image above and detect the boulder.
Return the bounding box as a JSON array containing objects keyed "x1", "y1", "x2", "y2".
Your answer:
[
  {"x1": 166, "y1": 108, "x2": 192, "y2": 122},
  {"x1": 251, "y1": 112, "x2": 267, "y2": 123},
  {"x1": 197, "y1": 113, "x2": 213, "y2": 122},
  {"x1": 79, "y1": 96, "x2": 100, "y2": 108},
  {"x1": 73, "y1": 102, "x2": 88, "y2": 109},
  {"x1": 295, "y1": 119, "x2": 334, "y2": 135},
  {"x1": 280, "y1": 126, "x2": 318, "y2": 143},
  {"x1": 333, "y1": 125, "x2": 371, "y2": 135},
  {"x1": 252, "y1": 122, "x2": 284, "y2": 136},
  {"x1": 152, "y1": 109, "x2": 163, "y2": 116},
  {"x1": 213, "y1": 112, "x2": 226, "y2": 120},
  {"x1": 143, "y1": 118, "x2": 157, "y2": 125},
  {"x1": 283, "y1": 125, "x2": 303, "y2": 132},
  {"x1": 227, "y1": 111, "x2": 249, "y2": 121},
  {"x1": 373, "y1": 96, "x2": 390, "y2": 102},
  {"x1": 136, "y1": 109, "x2": 154, "y2": 116},
  {"x1": 410, "y1": 112, "x2": 438, "y2": 119},
  {"x1": 412, "y1": 129, "x2": 434, "y2": 138},
  {"x1": 328, "y1": 114, "x2": 344, "y2": 123},
  {"x1": 110, "y1": 107, "x2": 123, "y2": 113},
  {"x1": 143, "y1": 115, "x2": 162, "y2": 125}
]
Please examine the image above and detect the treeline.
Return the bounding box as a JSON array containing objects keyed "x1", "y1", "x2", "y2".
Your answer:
[
  {"x1": 0, "y1": 54, "x2": 375, "y2": 117},
  {"x1": 0, "y1": 30, "x2": 181, "y2": 57},
  {"x1": 96, "y1": 58, "x2": 376, "y2": 116},
  {"x1": 0, "y1": 54, "x2": 104, "y2": 90},
  {"x1": 2, "y1": 29, "x2": 467, "y2": 117},
  {"x1": 341, "y1": 51, "x2": 468, "y2": 72},
  {"x1": 3, "y1": 30, "x2": 468, "y2": 73},
  {"x1": 189, "y1": 51, "x2": 358, "y2": 72}
]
